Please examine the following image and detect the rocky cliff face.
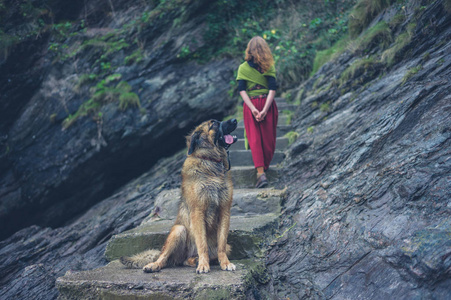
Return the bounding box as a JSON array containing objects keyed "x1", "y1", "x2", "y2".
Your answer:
[
  {"x1": 0, "y1": 0, "x2": 236, "y2": 240},
  {"x1": 264, "y1": 1, "x2": 450, "y2": 298},
  {"x1": 0, "y1": 0, "x2": 450, "y2": 299}
]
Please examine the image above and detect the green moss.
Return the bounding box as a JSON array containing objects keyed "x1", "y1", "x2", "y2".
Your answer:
[
  {"x1": 119, "y1": 92, "x2": 141, "y2": 110},
  {"x1": 312, "y1": 75, "x2": 325, "y2": 91},
  {"x1": 356, "y1": 21, "x2": 392, "y2": 51},
  {"x1": 124, "y1": 49, "x2": 144, "y2": 65},
  {"x1": 381, "y1": 32, "x2": 411, "y2": 66},
  {"x1": 284, "y1": 131, "x2": 299, "y2": 146},
  {"x1": 282, "y1": 92, "x2": 292, "y2": 102},
  {"x1": 311, "y1": 101, "x2": 318, "y2": 109},
  {"x1": 348, "y1": 0, "x2": 391, "y2": 38},
  {"x1": 340, "y1": 56, "x2": 376, "y2": 85},
  {"x1": 49, "y1": 113, "x2": 57, "y2": 123},
  {"x1": 293, "y1": 89, "x2": 304, "y2": 105},
  {"x1": 389, "y1": 14, "x2": 406, "y2": 28},
  {"x1": 401, "y1": 65, "x2": 422, "y2": 85},
  {"x1": 311, "y1": 36, "x2": 349, "y2": 75},
  {"x1": 63, "y1": 77, "x2": 140, "y2": 129},
  {"x1": 282, "y1": 110, "x2": 294, "y2": 125},
  {"x1": 307, "y1": 126, "x2": 314, "y2": 134},
  {"x1": 320, "y1": 102, "x2": 331, "y2": 112}
]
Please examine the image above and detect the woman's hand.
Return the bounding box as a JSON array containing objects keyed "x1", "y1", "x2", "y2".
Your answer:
[
  {"x1": 255, "y1": 109, "x2": 267, "y2": 122},
  {"x1": 252, "y1": 108, "x2": 260, "y2": 120}
]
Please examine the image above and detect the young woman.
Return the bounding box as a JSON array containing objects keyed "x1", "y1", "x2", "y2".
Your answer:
[{"x1": 236, "y1": 36, "x2": 278, "y2": 188}]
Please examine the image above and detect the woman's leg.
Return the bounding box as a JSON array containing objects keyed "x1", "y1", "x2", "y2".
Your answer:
[
  {"x1": 243, "y1": 101, "x2": 265, "y2": 169},
  {"x1": 260, "y1": 101, "x2": 278, "y2": 170}
]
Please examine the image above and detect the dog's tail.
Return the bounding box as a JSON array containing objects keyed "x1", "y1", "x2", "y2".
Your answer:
[{"x1": 120, "y1": 249, "x2": 161, "y2": 269}]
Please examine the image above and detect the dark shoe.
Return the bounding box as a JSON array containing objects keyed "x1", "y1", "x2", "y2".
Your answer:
[{"x1": 255, "y1": 173, "x2": 268, "y2": 188}]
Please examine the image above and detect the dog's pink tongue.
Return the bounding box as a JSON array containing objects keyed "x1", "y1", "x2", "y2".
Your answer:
[{"x1": 224, "y1": 135, "x2": 234, "y2": 144}]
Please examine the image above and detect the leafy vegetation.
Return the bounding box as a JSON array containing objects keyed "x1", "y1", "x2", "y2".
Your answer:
[
  {"x1": 284, "y1": 131, "x2": 299, "y2": 146},
  {"x1": 401, "y1": 65, "x2": 422, "y2": 85},
  {"x1": 348, "y1": 0, "x2": 392, "y2": 38},
  {"x1": 63, "y1": 75, "x2": 140, "y2": 129},
  {"x1": 311, "y1": 37, "x2": 350, "y2": 75},
  {"x1": 354, "y1": 21, "x2": 392, "y2": 52},
  {"x1": 340, "y1": 57, "x2": 377, "y2": 86}
]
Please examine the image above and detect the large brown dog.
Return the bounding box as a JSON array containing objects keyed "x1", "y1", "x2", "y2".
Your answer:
[{"x1": 120, "y1": 119, "x2": 238, "y2": 273}]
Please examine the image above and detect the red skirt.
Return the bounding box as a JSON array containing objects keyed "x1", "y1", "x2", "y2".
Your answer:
[{"x1": 243, "y1": 95, "x2": 278, "y2": 170}]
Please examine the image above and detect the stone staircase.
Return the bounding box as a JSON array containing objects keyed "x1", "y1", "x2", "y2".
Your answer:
[{"x1": 56, "y1": 97, "x2": 294, "y2": 299}]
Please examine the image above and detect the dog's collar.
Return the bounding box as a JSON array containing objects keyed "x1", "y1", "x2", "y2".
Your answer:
[
  {"x1": 197, "y1": 152, "x2": 231, "y2": 172},
  {"x1": 198, "y1": 156, "x2": 222, "y2": 164}
]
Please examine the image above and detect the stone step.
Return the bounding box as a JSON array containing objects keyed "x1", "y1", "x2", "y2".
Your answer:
[
  {"x1": 57, "y1": 259, "x2": 263, "y2": 300},
  {"x1": 277, "y1": 102, "x2": 297, "y2": 111},
  {"x1": 233, "y1": 136, "x2": 289, "y2": 150},
  {"x1": 229, "y1": 150, "x2": 285, "y2": 167},
  {"x1": 237, "y1": 115, "x2": 289, "y2": 127},
  {"x1": 230, "y1": 166, "x2": 280, "y2": 189},
  {"x1": 234, "y1": 125, "x2": 292, "y2": 139},
  {"x1": 105, "y1": 213, "x2": 280, "y2": 262},
  {"x1": 146, "y1": 188, "x2": 284, "y2": 221}
]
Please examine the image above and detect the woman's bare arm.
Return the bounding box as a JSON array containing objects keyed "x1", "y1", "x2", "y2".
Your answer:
[
  {"x1": 240, "y1": 90, "x2": 261, "y2": 121},
  {"x1": 259, "y1": 90, "x2": 276, "y2": 120}
]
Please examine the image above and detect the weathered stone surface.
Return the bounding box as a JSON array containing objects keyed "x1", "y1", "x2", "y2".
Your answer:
[
  {"x1": 0, "y1": 152, "x2": 185, "y2": 300},
  {"x1": 105, "y1": 213, "x2": 279, "y2": 261},
  {"x1": 56, "y1": 260, "x2": 250, "y2": 300},
  {"x1": 1, "y1": 1, "x2": 450, "y2": 299},
  {"x1": 0, "y1": 0, "x2": 237, "y2": 240},
  {"x1": 229, "y1": 150, "x2": 285, "y2": 166},
  {"x1": 230, "y1": 167, "x2": 281, "y2": 189},
  {"x1": 263, "y1": 2, "x2": 451, "y2": 299},
  {"x1": 145, "y1": 188, "x2": 284, "y2": 220}
]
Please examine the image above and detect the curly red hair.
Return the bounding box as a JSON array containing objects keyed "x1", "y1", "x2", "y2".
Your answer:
[{"x1": 245, "y1": 36, "x2": 274, "y2": 73}]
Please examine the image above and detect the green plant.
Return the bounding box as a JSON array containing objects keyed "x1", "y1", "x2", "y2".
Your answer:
[
  {"x1": 348, "y1": 0, "x2": 391, "y2": 38},
  {"x1": 340, "y1": 56, "x2": 376, "y2": 85},
  {"x1": 381, "y1": 32, "x2": 410, "y2": 65},
  {"x1": 124, "y1": 49, "x2": 144, "y2": 65},
  {"x1": 401, "y1": 65, "x2": 422, "y2": 85},
  {"x1": 177, "y1": 45, "x2": 191, "y2": 59},
  {"x1": 119, "y1": 92, "x2": 141, "y2": 110},
  {"x1": 284, "y1": 131, "x2": 299, "y2": 146},
  {"x1": 355, "y1": 21, "x2": 392, "y2": 52},
  {"x1": 307, "y1": 126, "x2": 314, "y2": 134},
  {"x1": 63, "y1": 78, "x2": 140, "y2": 129},
  {"x1": 320, "y1": 102, "x2": 331, "y2": 112},
  {"x1": 282, "y1": 110, "x2": 294, "y2": 125},
  {"x1": 389, "y1": 14, "x2": 406, "y2": 28},
  {"x1": 311, "y1": 36, "x2": 349, "y2": 75},
  {"x1": 49, "y1": 113, "x2": 57, "y2": 123},
  {"x1": 282, "y1": 92, "x2": 292, "y2": 102}
]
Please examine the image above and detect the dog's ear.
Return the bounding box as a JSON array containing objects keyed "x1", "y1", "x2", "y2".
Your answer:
[{"x1": 188, "y1": 131, "x2": 201, "y2": 155}]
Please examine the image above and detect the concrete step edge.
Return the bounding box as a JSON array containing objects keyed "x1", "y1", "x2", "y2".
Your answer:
[
  {"x1": 56, "y1": 259, "x2": 265, "y2": 300},
  {"x1": 105, "y1": 213, "x2": 279, "y2": 261}
]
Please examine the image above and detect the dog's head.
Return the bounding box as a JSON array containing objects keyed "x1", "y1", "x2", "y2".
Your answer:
[{"x1": 187, "y1": 119, "x2": 238, "y2": 155}]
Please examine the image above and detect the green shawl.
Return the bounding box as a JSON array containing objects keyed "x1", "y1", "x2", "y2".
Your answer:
[{"x1": 236, "y1": 61, "x2": 276, "y2": 97}]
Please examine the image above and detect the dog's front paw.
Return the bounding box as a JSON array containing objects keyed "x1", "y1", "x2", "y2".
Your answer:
[
  {"x1": 196, "y1": 263, "x2": 210, "y2": 273},
  {"x1": 143, "y1": 262, "x2": 161, "y2": 273},
  {"x1": 220, "y1": 261, "x2": 236, "y2": 271}
]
